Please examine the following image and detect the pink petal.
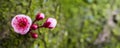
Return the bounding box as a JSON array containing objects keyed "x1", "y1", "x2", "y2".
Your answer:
[
  {"x1": 36, "y1": 13, "x2": 45, "y2": 20},
  {"x1": 43, "y1": 18, "x2": 57, "y2": 29}
]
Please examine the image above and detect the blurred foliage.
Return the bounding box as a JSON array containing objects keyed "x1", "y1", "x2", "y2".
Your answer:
[{"x1": 1, "y1": 0, "x2": 120, "y2": 48}]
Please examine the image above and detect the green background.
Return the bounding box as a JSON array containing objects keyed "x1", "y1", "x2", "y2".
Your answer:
[{"x1": 0, "y1": 0, "x2": 120, "y2": 48}]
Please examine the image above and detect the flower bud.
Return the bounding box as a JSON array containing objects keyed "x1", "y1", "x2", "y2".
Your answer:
[
  {"x1": 43, "y1": 18, "x2": 57, "y2": 29},
  {"x1": 30, "y1": 24, "x2": 38, "y2": 30},
  {"x1": 36, "y1": 13, "x2": 45, "y2": 20},
  {"x1": 30, "y1": 32, "x2": 38, "y2": 39}
]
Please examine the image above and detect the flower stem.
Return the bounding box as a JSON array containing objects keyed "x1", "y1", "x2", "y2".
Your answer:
[
  {"x1": 32, "y1": 20, "x2": 36, "y2": 24},
  {"x1": 38, "y1": 26, "x2": 43, "y2": 28}
]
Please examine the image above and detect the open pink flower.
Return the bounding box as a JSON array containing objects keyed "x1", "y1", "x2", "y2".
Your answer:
[
  {"x1": 11, "y1": 14, "x2": 32, "y2": 35},
  {"x1": 43, "y1": 18, "x2": 57, "y2": 29}
]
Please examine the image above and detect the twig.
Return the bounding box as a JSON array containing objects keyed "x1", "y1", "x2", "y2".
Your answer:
[{"x1": 42, "y1": 38, "x2": 47, "y2": 48}]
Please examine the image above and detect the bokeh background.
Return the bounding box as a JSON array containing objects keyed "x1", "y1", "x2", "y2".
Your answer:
[{"x1": 1, "y1": 0, "x2": 120, "y2": 48}]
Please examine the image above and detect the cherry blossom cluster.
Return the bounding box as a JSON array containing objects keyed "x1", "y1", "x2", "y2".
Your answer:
[{"x1": 11, "y1": 13, "x2": 57, "y2": 39}]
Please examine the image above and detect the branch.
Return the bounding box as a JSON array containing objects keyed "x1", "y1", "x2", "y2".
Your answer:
[
  {"x1": 42, "y1": 38, "x2": 47, "y2": 48},
  {"x1": 37, "y1": 26, "x2": 47, "y2": 48}
]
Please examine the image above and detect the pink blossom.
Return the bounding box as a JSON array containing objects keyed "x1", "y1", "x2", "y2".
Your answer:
[
  {"x1": 43, "y1": 18, "x2": 57, "y2": 29},
  {"x1": 36, "y1": 13, "x2": 45, "y2": 20},
  {"x1": 30, "y1": 32, "x2": 38, "y2": 39},
  {"x1": 11, "y1": 14, "x2": 32, "y2": 35},
  {"x1": 30, "y1": 24, "x2": 38, "y2": 30}
]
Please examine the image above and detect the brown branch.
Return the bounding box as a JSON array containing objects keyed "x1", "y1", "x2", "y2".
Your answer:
[
  {"x1": 37, "y1": 26, "x2": 47, "y2": 48},
  {"x1": 42, "y1": 38, "x2": 47, "y2": 48}
]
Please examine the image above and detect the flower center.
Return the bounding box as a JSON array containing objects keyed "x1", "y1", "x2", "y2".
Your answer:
[
  {"x1": 19, "y1": 21, "x2": 27, "y2": 27},
  {"x1": 18, "y1": 17, "x2": 28, "y2": 28}
]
